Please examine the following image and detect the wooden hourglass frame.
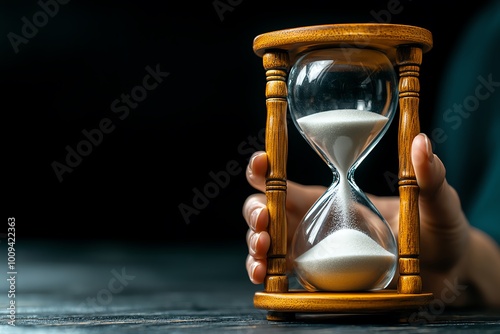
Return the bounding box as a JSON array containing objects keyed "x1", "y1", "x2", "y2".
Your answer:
[{"x1": 252, "y1": 23, "x2": 434, "y2": 321}]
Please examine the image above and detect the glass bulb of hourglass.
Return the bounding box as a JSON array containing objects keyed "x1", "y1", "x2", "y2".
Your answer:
[{"x1": 288, "y1": 48, "x2": 399, "y2": 291}]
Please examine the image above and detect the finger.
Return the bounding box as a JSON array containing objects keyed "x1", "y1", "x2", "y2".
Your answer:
[
  {"x1": 411, "y1": 133, "x2": 463, "y2": 227},
  {"x1": 242, "y1": 193, "x2": 268, "y2": 231},
  {"x1": 246, "y1": 229, "x2": 271, "y2": 259},
  {"x1": 246, "y1": 150, "x2": 324, "y2": 218},
  {"x1": 412, "y1": 133, "x2": 469, "y2": 269},
  {"x1": 246, "y1": 254, "x2": 267, "y2": 284},
  {"x1": 246, "y1": 151, "x2": 267, "y2": 192}
]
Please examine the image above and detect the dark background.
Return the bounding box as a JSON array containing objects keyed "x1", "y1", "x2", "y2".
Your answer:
[{"x1": 3, "y1": 0, "x2": 490, "y2": 244}]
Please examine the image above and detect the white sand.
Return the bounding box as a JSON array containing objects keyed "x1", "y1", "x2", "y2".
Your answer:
[
  {"x1": 294, "y1": 228, "x2": 396, "y2": 291},
  {"x1": 296, "y1": 109, "x2": 388, "y2": 174},
  {"x1": 297, "y1": 109, "x2": 388, "y2": 227}
]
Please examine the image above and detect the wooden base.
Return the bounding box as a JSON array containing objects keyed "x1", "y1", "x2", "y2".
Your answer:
[{"x1": 254, "y1": 289, "x2": 433, "y2": 321}]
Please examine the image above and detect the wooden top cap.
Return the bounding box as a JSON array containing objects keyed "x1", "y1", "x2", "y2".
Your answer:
[{"x1": 253, "y1": 23, "x2": 433, "y2": 63}]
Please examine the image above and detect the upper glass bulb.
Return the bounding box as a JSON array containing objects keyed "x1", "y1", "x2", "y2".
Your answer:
[{"x1": 288, "y1": 48, "x2": 398, "y2": 171}]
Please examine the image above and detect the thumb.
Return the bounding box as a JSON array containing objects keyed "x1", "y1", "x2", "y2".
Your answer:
[
  {"x1": 411, "y1": 133, "x2": 462, "y2": 227},
  {"x1": 411, "y1": 133, "x2": 469, "y2": 268}
]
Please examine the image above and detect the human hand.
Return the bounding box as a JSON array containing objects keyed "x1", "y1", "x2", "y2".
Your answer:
[
  {"x1": 243, "y1": 133, "x2": 500, "y2": 307},
  {"x1": 242, "y1": 150, "x2": 325, "y2": 284}
]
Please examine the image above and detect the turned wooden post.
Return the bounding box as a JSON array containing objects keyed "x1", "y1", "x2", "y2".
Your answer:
[
  {"x1": 396, "y1": 46, "x2": 423, "y2": 294},
  {"x1": 262, "y1": 51, "x2": 289, "y2": 293}
]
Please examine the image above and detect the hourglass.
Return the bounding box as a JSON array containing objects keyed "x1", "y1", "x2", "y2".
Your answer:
[
  {"x1": 289, "y1": 47, "x2": 398, "y2": 293},
  {"x1": 252, "y1": 23, "x2": 434, "y2": 320}
]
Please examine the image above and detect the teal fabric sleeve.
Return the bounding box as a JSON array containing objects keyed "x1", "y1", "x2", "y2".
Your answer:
[{"x1": 432, "y1": 0, "x2": 500, "y2": 243}]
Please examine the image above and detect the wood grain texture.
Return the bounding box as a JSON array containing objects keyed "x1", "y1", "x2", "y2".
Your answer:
[
  {"x1": 254, "y1": 23, "x2": 432, "y2": 64},
  {"x1": 397, "y1": 46, "x2": 423, "y2": 294},
  {"x1": 254, "y1": 290, "x2": 434, "y2": 314},
  {"x1": 263, "y1": 51, "x2": 289, "y2": 293}
]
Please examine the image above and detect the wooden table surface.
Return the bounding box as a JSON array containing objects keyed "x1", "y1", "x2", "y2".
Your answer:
[{"x1": 1, "y1": 239, "x2": 499, "y2": 333}]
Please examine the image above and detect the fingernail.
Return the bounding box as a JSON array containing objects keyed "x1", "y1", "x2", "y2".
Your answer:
[
  {"x1": 251, "y1": 207, "x2": 263, "y2": 229},
  {"x1": 421, "y1": 133, "x2": 434, "y2": 163},
  {"x1": 250, "y1": 261, "x2": 260, "y2": 281},
  {"x1": 252, "y1": 233, "x2": 260, "y2": 251},
  {"x1": 248, "y1": 152, "x2": 259, "y2": 173}
]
